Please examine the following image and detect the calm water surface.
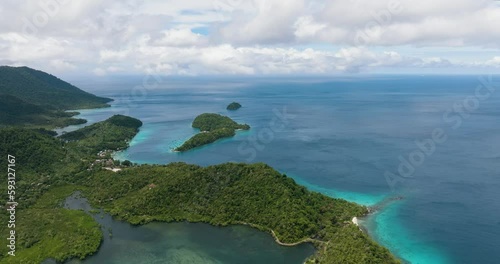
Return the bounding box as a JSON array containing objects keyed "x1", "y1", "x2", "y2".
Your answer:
[
  {"x1": 62, "y1": 193, "x2": 315, "y2": 264},
  {"x1": 62, "y1": 75, "x2": 500, "y2": 264}
]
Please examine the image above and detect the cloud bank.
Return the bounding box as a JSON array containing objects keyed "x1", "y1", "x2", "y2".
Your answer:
[{"x1": 0, "y1": 0, "x2": 499, "y2": 75}]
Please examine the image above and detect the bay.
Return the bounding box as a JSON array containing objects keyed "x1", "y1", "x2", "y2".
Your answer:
[{"x1": 62, "y1": 75, "x2": 500, "y2": 264}]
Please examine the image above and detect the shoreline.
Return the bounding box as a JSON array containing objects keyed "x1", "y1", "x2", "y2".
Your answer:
[
  {"x1": 53, "y1": 108, "x2": 402, "y2": 264},
  {"x1": 234, "y1": 221, "x2": 324, "y2": 247}
]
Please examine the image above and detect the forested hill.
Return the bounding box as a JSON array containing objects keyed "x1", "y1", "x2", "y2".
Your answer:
[
  {"x1": 0, "y1": 115, "x2": 143, "y2": 209},
  {"x1": 0, "y1": 66, "x2": 112, "y2": 128},
  {"x1": 0, "y1": 66, "x2": 112, "y2": 110}
]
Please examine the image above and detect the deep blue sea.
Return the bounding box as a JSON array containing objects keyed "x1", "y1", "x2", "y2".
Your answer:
[{"x1": 62, "y1": 75, "x2": 500, "y2": 264}]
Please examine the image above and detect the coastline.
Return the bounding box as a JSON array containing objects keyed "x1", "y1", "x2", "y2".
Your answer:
[
  {"x1": 234, "y1": 221, "x2": 324, "y2": 247},
  {"x1": 54, "y1": 104, "x2": 117, "y2": 135},
  {"x1": 50, "y1": 108, "x2": 401, "y2": 264},
  {"x1": 360, "y1": 200, "x2": 452, "y2": 264}
]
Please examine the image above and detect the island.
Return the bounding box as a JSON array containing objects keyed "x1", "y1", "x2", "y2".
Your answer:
[
  {"x1": 175, "y1": 113, "x2": 250, "y2": 152},
  {"x1": 0, "y1": 68, "x2": 400, "y2": 264},
  {"x1": 226, "y1": 102, "x2": 242, "y2": 110}
]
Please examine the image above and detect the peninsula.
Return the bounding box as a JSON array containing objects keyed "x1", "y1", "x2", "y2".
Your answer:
[
  {"x1": 0, "y1": 68, "x2": 400, "y2": 264},
  {"x1": 0, "y1": 117, "x2": 399, "y2": 263},
  {"x1": 175, "y1": 113, "x2": 250, "y2": 152},
  {"x1": 0, "y1": 66, "x2": 112, "y2": 129}
]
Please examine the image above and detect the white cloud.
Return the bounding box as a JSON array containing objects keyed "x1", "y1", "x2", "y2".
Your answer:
[
  {"x1": 92, "y1": 66, "x2": 124, "y2": 76},
  {"x1": 0, "y1": 0, "x2": 499, "y2": 75},
  {"x1": 294, "y1": 16, "x2": 327, "y2": 39},
  {"x1": 151, "y1": 28, "x2": 206, "y2": 47},
  {"x1": 214, "y1": 0, "x2": 500, "y2": 47},
  {"x1": 486, "y1": 56, "x2": 500, "y2": 66},
  {"x1": 93, "y1": 67, "x2": 107, "y2": 76},
  {"x1": 89, "y1": 44, "x2": 483, "y2": 75},
  {"x1": 49, "y1": 59, "x2": 76, "y2": 71},
  {"x1": 99, "y1": 49, "x2": 130, "y2": 63},
  {"x1": 214, "y1": 0, "x2": 305, "y2": 44}
]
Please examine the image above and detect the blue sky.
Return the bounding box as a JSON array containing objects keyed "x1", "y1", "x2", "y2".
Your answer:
[{"x1": 0, "y1": 0, "x2": 499, "y2": 76}]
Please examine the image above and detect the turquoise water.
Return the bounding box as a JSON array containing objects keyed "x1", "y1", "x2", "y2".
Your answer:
[
  {"x1": 362, "y1": 201, "x2": 452, "y2": 264},
  {"x1": 285, "y1": 172, "x2": 387, "y2": 206},
  {"x1": 63, "y1": 75, "x2": 500, "y2": 264}
]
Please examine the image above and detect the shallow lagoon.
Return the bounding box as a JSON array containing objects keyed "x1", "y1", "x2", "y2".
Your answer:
[{"x1": 62, "y1": 193, "x2": 315, "y2": 264}]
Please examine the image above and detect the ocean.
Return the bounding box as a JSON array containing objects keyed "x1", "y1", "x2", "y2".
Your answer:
[{"x1": 61, "y1": 75, "x2": 500, "y2": 264}]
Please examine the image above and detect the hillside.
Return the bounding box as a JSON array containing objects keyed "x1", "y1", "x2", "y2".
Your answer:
[
  {"x1": 0, "y1": 95, "x2": 87, "y2": 128},
  {"x1": 0, "y1": 115, "x2": 144, "y2": 263},
  {"x1": 0, "y1": 66, "x2": 112, "y2": 128},
  {"x1": 60, "y1": 115, "x2": 143, "y2": 154},
  {"x1": 0, "y1": 66, "x2": 112, "y2": 110},
  {"x1": 0, "y1": 115, "x2": 143, "y2": 209},
  {"x1": 192, "y1": 113, "x2": 250, "y2": 132}
]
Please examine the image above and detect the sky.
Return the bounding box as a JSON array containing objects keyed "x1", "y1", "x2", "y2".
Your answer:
[{"x1": 1, "y1": 0, "x2": 500, "y2": 76}]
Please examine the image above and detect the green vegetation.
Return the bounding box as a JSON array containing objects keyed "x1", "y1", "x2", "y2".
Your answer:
[
  {"x1": 0, "y1": 116, "x2": 399, "y2": 263},
  {"x1": 0, "y1": 66, "x2": 111, "y2": 128},
  {"x1": 0, "y1": 116, "x2": 142, "y2": 210},
  {"x1": 121, "y1": 160, "x2": 133, "y2": 167},
  {"x1": 307, "y1": 224, "x2": 399, "y2": 264},
  {"x1": 176, "y1": 113, "x2": 250, "y2": 151},
  {"x1": 81, "y1": 162, "x2": 398, "y2": 264},
  {"x1": 85, "y1": 163, "x2": 365, "y2": 242},
  {"x1": 227, "y1": 102, "x2": 242, "y2": 110},
  {"x1": 0, "y1": 186, "x2": 101, "y2": 264},
  {"x1": 0, "y1": 128, "x2": 66, "y2": 173},
  {"x1": 192, "y1": 113, "x2": 250, "y2": 131},
  {"x1": 1, "y1": 209, "x2": 101, "y2": 264},
  {"x1": 0, "y1": 79, "x2": 399, "y2": 263},
  {"x1": 0, "y1": 94, "x2": 87, "y2": 128},
  {"x1": 175, "y1": 128, "x2": 235, "y2": 152},
  {"x1": 0, "y1": 116, "x2": 142, "y2": 263},
  {"x1": 60, "y1": 115, "x2": 142, "y2": 154},
  {"x1": 0, "y1": 66, "x2": 111, "y2": 109}
]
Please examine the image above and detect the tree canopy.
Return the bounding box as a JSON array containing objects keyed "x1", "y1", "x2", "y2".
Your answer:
[
  {"x1": 0, "y1": 66, "x2": 111, "y2": 128},
  {"x1": 176, "y1": 113, "x2": 250, "y2": 151},
  {"x1": 0, "y1": 66, "x2": 111, "y2": 110},
  {"x1": 227, "y1": 102, "x2": 242, "y2": 110}
]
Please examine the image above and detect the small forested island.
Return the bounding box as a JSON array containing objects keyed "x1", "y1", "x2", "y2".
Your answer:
[
  {"x1": 0, "y1": 68, "x2": 400, "y2": 264},
  {"x1": 175, "y1": 113, "x2": 250, "y2": 152},
  {"x1": 226, "y1": 102, "x2": 242, "y2": 110}
]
